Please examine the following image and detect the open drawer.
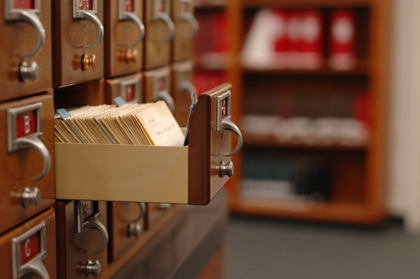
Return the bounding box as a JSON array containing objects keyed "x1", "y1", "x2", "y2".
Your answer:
[{"x1": 55, "y1": 83, "x2": 242, "y2": 205}]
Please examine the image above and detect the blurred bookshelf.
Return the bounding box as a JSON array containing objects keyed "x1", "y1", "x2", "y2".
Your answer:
[{"x1": 222, "y1": 0, "x2": 390, "y2": 224}]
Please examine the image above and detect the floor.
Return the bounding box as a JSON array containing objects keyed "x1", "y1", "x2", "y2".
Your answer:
[{"x1": 225, "y1": 216, "x2": 420, "y2": 279}]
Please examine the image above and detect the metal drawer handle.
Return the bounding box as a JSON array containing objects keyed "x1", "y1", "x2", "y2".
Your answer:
[
  {"x1": 21, "y1": 258, "x2": 50, "y2": 279},
  {"x1": 152, "y1": 14, "x2": 175, "y2": 43},
  {"x1": 180, "y1": 13, "x2": 199, "y2": 39},
  {"x1": 15, "y1": 134, "x2": 51, "y2": 182},
  {"x1": 221, "y1": 119, "x2": 242, "y2": 157},
  {"x1": 122, "y1": 12, "x2": 145, "y2": 47},
  {"x1": 17, "y1": 10, "x2": 46, "y2": 57},
  {"x1": 80, "y1": 213, "x2": 109, "y2": 254},
  {"x1": 127, "y1": 203, "x2": 146, "y2": 237},
  {"x1": 156, "y1": 91, "x2": 175, "y2": 113},
  {"x1": 78, "y1": 11, "x2": 104, "y2": 49}
]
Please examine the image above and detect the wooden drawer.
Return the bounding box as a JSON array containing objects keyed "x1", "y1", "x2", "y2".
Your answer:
[
  {"x1": 108, "y1": 202, "x2": 146, "y2": 261},
  {"x1": 104, "y1": 73, "x2": 144, "y2": 104},
  {"x1": 56, "y1": 200, "x2": 108, "y2": 278},
  {"x1": 53, "y1": 0, "x2": 105, "y2": 87},
  {"x1": 0, "y1": 208, "x2": 56, "y2": 279},
  {"x1": 146, "y1": 203, "x2": 176, "y2": 229},
  {"x1": 55, "y1": 83, "x2": 242, "y2": 205},
  {"x1": 143, "y1": 0, "x2": 174, "y2": 69},
  {"x1": 0, "y1": 0, "x2": 53, "y2": 102},
  {"x1": 0, "y1": 93, "x2": 55, "y2": 234},
  {"x1": 172, "y1": 0, "x2": 197, "y2": 62},
  {"x1": 171, "y1": 60, "x2": 195, "y2": 127},
  {"x1": 144, "y1": 66, "x2": 174, "y2": 112},
  {"x1": 104, "y1": 0, "x2": 144, "y2": 78}
]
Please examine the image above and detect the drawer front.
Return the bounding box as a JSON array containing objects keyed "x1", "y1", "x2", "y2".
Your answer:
[
  {"x1": 108, "y1": 202, "x2": 146, "y2": 261},
  {"x1": 0, "y1": 208, "x2": 56, "y2": 279},
  {"x1": 172, "y1": 0, "x2": 197, "y2": 62},
  {"x1": 56, "y1": 200, "x2": 108, "y2": 278},
  {"x1": 104, "y1": 73, "x2": 144, "y2": 104},
  {"x1": 0, "y1": 0, "x2": 53, "y2": 102},
  {"x1": 53, "y1": 0, "x2": 105, "y2": 87},
  {"x1": 144, "y1": 67, "x2": 174, "y2": 112},
  {"x1": 0, "y1": 93, "x2": 55, "y2": 234},
  {"x1": 143, "y1": 0, "x2": 174, "y2": 69},
  {"x1": 171, "y1": 60, "x2": 195, "y2": 127},
  {"x1": 146, "y1": 203, "x2": 173, "y2": 229},
  {"x1": 104, "y1": 0, "x2": 144, "y2": 77},
  {"x1": 188, "y1": 83, "x2": 241, "y2": 204}
]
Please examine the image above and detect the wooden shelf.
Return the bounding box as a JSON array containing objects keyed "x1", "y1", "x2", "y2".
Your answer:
[
  {"x1": 242, "y1": 62, "x2": 369, "y2": 77},
  {"x1": 243, "y1": 133, "x2": 367, "y2": 150},
  {"x1": 195, "y1": 2, "x2": 226, "y2": 10},
  {"x1": 243, "y1": 0, "x2": 371, "y2": 8},
  {"x1": 229, "y1": 195, "x2": 383, "y2": 224}
]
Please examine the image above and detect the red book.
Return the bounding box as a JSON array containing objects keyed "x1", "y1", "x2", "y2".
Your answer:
[
  {"x1": 329, "y1": 9, "x2": 356, "y2": 70},
  {"x1": 286, "y1": 11, "x2": 302, "y2": 69},
  {"x1": 272, "y1": 9, "x2": 290, "y2": 69},
  {"x1": 299, "y1": 10, "x2": 323, "y2": 69}
]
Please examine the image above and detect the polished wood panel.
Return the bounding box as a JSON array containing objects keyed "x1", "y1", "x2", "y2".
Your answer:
[
  {"x1": 56, "y1": 200, "x2": 108, "y2": 278},
  {"x1": 143, "y1": 0, "x2": 172, "y2": 69},
  {"x1": 109, "y1": 189, "x2": 228, "y2": 279},
  {"x1": 108, "y1": 202, "x2": 146, "y2": 261},
  {"x1": 103, "y1": 73, "x2": 144, "y2": 104},
  {"x1": 0, "y1": 93, "x2": 55, "y2": 234},
  {"x1": 104, "y1": 0, "x2": 144, "y2": 77},
  {"x1": 171, "y1": 60, "x2": 194, "y2": 127},
  {"x1": 53, "y1": 0, "x2": 105, "y2": 87},
  {"x1": 0, "y1": 209, "x2": 56, "y2": 279},
  {"x1": 172, "y1": 0, "x2": 196, "y2": 62},
  {"x1": 188, "y1": 83, "x2": 232, "y2": 204},
  {"x1": 0, "y1": 0, "x2": 52, "y2": 102}
]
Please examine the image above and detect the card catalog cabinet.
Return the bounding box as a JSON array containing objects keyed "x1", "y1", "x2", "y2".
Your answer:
[
  {"x1": 172, "y1": 0, "x2": 197, "y2": 62},
  {"x1": 0, "y1": 93, "x2": 55, "y2": 234},
  {"x1": 104, "y1": 0, "x2": 144, "y2": 78},
  {"x1": 103, "y1": 73, "x2": 144, "y2": 104},
  {"x1": 0, "y1": 0, "x2": 53, "y2": 102},
  {"x1": 53, "y1": 0, "x2": 105, "y2": 87},
  {"x1": 171, "y1": 60, "x2": 195, "y2": 127},
  {"x1": 144, "y1": 66, "x2": 174, "y2": 112},
  {"x1": 0, "y1": 208, "x2": 56, "y2": 279},
  {"x1": 55, "y1": 83, "x2": 242, "y2": 205},
  {"x1": 56, "y1": 200, "x2": 108, "y2": 278},
  {"x1": 143, "y1": 0, "x2": 174, "y2": 69},
  {"x1": 108, "y1": 202, "x2": 146, "y2": 261}
]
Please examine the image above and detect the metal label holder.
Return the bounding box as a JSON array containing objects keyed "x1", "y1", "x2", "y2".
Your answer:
[
  {"x1": 12, "y1": 221, "x2": 49, "y2": 279},
  {"x1": 120, "y1": 76, "x2": 142, "y2": 104}
]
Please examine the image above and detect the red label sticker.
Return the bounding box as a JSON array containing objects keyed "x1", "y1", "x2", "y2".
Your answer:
[
  {"x1": 221, "y1": 99, "x2": 228, "y2": 118},
  {"x1": 14, "y1": 0, "x2": 34, "y2": 9},
  {"x1": 20, "y1": 232, "x2": 40, "y2": 265},
  {"x1": 124, "y1": 0, "x2": 134, "y2": 12},
  {"x1": 156, "y1": 0, "x2": 166, "y2": 14},
  {"x1": 16, "y1": 111, "x2": 37, "y2": 138},
  {"x1": 125, "y1": 85, "x2": 136, "y2": 102},
  {"x1": 79, "y1": 0, "x2": 93, "y2": 11},
  {"x1": 157, "y1": 77, "x2": 166, "y2": 92}
]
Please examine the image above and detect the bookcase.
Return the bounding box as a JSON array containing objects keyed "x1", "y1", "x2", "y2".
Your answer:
[{"x1": 223, "y1": 0, "x2": 391, "y2": 224}]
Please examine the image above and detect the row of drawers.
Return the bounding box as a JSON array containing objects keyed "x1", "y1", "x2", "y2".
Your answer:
[
  {"x1": 0, "y1": 202, "x2": 179, "y2": 278},
  {"x1": 1, "y1": 82, "x2": 237, "y2": 235},
  {"x1": 1, "y1": 0, "x2": 197, "y2": 102}
]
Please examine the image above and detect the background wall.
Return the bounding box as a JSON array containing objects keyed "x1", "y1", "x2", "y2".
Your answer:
[{"x1": 388, "y1": 0, "x2": 420, "y2": 233}]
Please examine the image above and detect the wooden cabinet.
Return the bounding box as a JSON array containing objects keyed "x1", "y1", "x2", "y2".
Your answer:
[
  {"x1": 0, "y1": 93, "x2": 55, "y2": 234},
  {"x1": 52, "y1": 0, "x2": 105, "y2": 87},
  {"x1": 172, "y1": 0, "x2": 198, "y2": 62},
  {"x1": 0, "y1": 0, "x2": 53, "y2": 102},
  {"x1": 56, "y1": 200, "x2": 108, "y2": 278},
  {"x1": 223, "y1": 0, "x2": 390, "y2": 224},
  {"x1": 104, "y1": 0, "x2": 144, "y2": 77},
  {"x1": 143, "y1": 0, "x2": 174, "y2": 69},
  {"x1": 171, "y1": 60, "x2": 195, "y2": 127},
  {"x1": 103, "y1": 73, "x2": 144, "y2": 104},
  {"x1": 108, "y1": 202, "x2": 146, "y2": 261},
  {"x1": 0, "y1": 208, "x2": 56, "y2": 279}
]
